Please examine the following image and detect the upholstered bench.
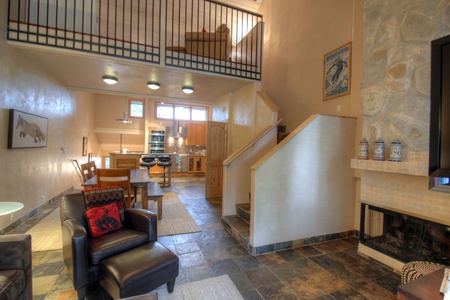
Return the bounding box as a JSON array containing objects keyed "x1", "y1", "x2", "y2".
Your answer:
[{"x1": 99, "y1": 242, "x2": 179, "y2": 299}]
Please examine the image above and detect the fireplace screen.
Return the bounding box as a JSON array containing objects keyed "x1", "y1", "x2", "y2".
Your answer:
[{"x1": 360, "y1": 204, "x2": 450, "y2": 265}]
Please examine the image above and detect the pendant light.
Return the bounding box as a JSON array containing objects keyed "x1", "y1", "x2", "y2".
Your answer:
[
  {"x1": 116, "y1": 97, "x2": 132, "y2": 124},
  {"x1": 116, "y1": 112, "x2": 132, "y2": 124}
]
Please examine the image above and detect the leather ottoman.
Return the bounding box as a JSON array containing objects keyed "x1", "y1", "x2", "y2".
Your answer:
[{"x1": 99, "y1": 242, "x2": 179, "y2": 299}]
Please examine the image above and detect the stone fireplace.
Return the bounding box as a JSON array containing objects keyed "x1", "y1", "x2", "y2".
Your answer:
[
  {"x1": 351, "y1": 153, "x2": 450, "y2": 272},
  {"x1": 355, "y1": 0, "x2": 450, "y2": 274},
  {"x1": 360, "y1": 202, "x2": 450, "y2": 266}
]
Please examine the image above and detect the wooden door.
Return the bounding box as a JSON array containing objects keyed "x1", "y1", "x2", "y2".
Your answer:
[{"x1": 205, "y1": 121, "x2": 227, "y2": 198}]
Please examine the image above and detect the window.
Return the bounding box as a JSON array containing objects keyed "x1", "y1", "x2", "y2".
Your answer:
[
  {"x1": 156, "y1": 104, "x2": 174, "y2": 119},
  {"x1": 129, "y1": 99, "x2": 144, "y2": 118},
  {"x1": 156, "y1": 102, "x2": 208, "y2": 121},
  {"x1": 192, "y1": 107, "x2": 207, "y2": 121},
  {"x1": 175, "y1": 106, "x2": 190, "y2": 120}
]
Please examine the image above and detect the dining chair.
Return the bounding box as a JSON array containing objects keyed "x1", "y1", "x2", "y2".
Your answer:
[
  {"x1": 96, "y1": 168, "x2": 134, "y2": 208},
  {"x1": 80, "y1": 161, "x2": 97, "y2": 182},
  {"x1": 87, "y1": 161, "x2": 97, "y2": 176}
]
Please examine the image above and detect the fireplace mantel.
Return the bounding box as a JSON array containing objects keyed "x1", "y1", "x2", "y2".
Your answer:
[
  {"x1": 351, "y1": 151, "x2": 450, "y2": 272},
  {"x1": 351, "y1": 158, "x2": 428, "y2": 177}
]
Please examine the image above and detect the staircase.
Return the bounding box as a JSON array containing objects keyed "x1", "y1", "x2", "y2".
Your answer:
[
  {"x1": 277, "y1": 124, "x2": 289, "y2": 143},
  {"x1": 221, "y1": 203, "x2": 251, "y2": 251}
]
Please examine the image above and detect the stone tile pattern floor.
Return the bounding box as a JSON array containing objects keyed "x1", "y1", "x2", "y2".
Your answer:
[{"x1": 7, "y1": 176, "x2": 401, "y2": 299}]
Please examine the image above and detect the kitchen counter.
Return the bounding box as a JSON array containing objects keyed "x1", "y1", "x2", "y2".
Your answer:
[{"x1": 109, "y1": 152, "x2": 205, "y2": 173}]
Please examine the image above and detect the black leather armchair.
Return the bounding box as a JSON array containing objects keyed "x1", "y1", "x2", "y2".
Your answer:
[
  {"x1": 0, "y1": 234, "x2": 32, "y2": 299},
  {"x1": 60, "y1": 192, "x2": 158, "y2": 299}
]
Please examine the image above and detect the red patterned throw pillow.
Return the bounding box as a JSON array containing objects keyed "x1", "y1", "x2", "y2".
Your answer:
[
  {"x1": 85, "y1": 202, "x2": 122, "y2": 237},
  {"x1": 82, "y1": 187, "x2": 126, "y2": 221}
]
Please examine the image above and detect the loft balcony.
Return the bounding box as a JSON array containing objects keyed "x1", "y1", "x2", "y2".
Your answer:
[{"x1": 7, "y1": 0, "x2": 263, "y2": 80}]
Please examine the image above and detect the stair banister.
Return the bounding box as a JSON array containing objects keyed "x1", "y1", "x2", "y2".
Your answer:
[{"x1": 222, "y1": 119, "x2": 282, "y2": 216}]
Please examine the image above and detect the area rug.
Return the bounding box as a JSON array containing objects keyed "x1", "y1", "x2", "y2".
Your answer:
[
  {"x1": 154, "y1": 275, "x2": 244, "y2": 300},
  {"x1": 146, "y1": 192, "x2": 202, "y2": 237},
  {"x1": 26, "y1": 192, "x2": 201, "y2": 252},
  {"x1": 25, "y1": 208, "x2": 62, "y2": 252}
]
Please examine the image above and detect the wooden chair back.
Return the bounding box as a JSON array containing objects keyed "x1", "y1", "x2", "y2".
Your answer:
[
  {"x1": 87, "y1": 161, "x2": 97, "y2": 176},
  {"x1": 80, "y1": 161, "x2": 97, "y2": 182},
  {"x1": 96, "y1": 168, "x2": 133, "y2": 207}
]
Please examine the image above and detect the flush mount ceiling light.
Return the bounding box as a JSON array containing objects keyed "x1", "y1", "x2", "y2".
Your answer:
[
  {"x1": 147, "y1": 82, "x2": 160, "y2": 90},
  {"x1": 116, "y1": 112, "x2": 132, "y2": 124},
  {"x1": 102, "y1": 75, "x2": 118, "y2": 85},
  {"x1": 182, "y1": 86, "x2": 194, "y2": 94}
]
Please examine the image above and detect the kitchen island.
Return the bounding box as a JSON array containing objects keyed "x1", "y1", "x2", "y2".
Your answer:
[
  {"x1": 109, "y1": 152, "x2": 199, "y2": 175},
  {"x1": 110, "y1": 152, "x2": 144, "y2": 169}
]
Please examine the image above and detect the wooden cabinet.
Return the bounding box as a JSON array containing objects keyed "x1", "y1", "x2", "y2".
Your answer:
[
  {"x1": 186, "y1": 123, "x2": 207, "y2": 145},
  {"x1": 110, "y1": 153, "x2": 141, "y2": 169},
  {"x1": 188, "y1": 155, "x2": 205, "y2": 173}
]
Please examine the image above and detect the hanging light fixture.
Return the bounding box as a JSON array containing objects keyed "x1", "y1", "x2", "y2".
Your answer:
[
  {"x1": 102, "y1": 75, "x2": 118, "y2": 85},
  {"x1": 116, "y1": 112, "x2": 132, "y2": 124},
  {"x1": 147, "y1": 82, "x2": 160, "y2": 90},
  {"x1": 182, "y1": 86, "x2": 194, "y2": 94}
]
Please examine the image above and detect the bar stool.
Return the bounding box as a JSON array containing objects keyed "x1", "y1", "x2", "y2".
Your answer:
[
  {"x1": 157, "y1": 155, "x2": 172, "y2": 187},
  {"x1": 140, "y1": 155, "x2": 157, "y2": 175}
]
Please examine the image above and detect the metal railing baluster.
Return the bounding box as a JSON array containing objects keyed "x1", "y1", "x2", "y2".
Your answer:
[{"x1": 7, "y1": 0, "x2": 260, "y2": 79}]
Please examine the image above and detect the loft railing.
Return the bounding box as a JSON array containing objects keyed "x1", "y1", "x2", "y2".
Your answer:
[
  {"x1": 7, "y1": 0, "x2": 263, "y2": 80},
  {"x1": 165, "y1": 0, "x2": 263, "y2": 79},
  {"x1": 7, "y1": 0, "x2": 161, "y2": 63}
]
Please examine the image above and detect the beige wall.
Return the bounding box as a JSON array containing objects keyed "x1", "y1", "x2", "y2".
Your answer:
[
  {"x1": 259, "y1": 0, "x2": 363, "y2": 134},
  {"x1": 0, "y1": 0, "x2": 100, "y2": 231},
  {"x1": 258, "y1": 0, "x2": 365, "y2": 231},
  {"x1": 251, "y1": 115, "x2": 356, "y2": 247},
  {"x1": 229, "y1": 84, "x2": 257, "y2": 153},
  {"x1": 212, "y1": 93, "x2": 231, "y2": 123},
  {"x1": 94, "y1": 94, "x2": 146, "y2": 156}
]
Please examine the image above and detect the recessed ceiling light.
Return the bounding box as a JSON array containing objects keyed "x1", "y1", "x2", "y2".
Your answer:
[
  {"x1": 102, "y1": 75, "x2": 118, "y2": 85},
  {"x1": 147, "y1": 82, "x2": 160, "y2": 90},
  {"x1": 182, "y1": 86, "x2": 194, "y2": 94}
]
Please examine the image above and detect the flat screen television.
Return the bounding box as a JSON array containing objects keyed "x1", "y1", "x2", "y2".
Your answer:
[{"x1": 429, "y1": 34, "x2": 450, "y2": 191}]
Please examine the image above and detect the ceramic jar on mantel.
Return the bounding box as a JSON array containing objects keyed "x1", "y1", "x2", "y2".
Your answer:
[
  {"x1": 358, "y1": 138, "x2": 369, "y2": 160},
  {"x1": 389, "y1": 139, "x2": 402, "y2": 162},
  {"x1": 373, "y1": 138, "x2": 385, "y2": 161}
]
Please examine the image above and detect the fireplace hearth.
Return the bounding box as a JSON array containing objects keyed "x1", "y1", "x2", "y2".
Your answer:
[{"x1": 360, "y1": 203, "x2": 450, "y2": 265}]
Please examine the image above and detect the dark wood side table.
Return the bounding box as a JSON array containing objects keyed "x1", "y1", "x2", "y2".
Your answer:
[{"x1": 397, "y1": 267, "x2": 446, "y2": 300}]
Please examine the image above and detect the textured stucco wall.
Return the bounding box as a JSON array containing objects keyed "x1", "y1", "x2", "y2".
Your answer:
[
  {"x1": 259, "y1": 0, "x2": 363, "y2": 133},
  {"x1": 0, "y1": 0, "x2": 100, "y2": 231},
  {"x1": 361, "y1": 0, "x2": 450, "y2": 157}
]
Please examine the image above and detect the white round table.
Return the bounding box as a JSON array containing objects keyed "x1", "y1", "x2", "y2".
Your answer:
[{"x1": 0, "y1": 202, "x2": 24, "y2": 216}]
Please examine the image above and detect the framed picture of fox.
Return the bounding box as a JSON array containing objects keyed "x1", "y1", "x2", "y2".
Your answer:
[{"x1": 8, "y1": 109, "x2": 48, "y2": 149}]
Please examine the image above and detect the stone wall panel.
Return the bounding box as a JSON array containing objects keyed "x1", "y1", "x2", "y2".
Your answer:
[{"x1": 362, "y1": 0, "x2": 450, "y2": 154}]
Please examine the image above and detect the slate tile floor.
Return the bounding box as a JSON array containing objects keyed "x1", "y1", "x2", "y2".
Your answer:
[{"x1": 7, "y1": 175, "x2": 401, "y2": 299}]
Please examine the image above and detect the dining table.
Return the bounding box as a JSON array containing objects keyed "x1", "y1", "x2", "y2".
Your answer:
[
  {"x1": 83, "y1": 169, "x2": 151, "y2": 210},
  {"x1": 0, "y1": 202, "x2": 24, "y2": 217}
]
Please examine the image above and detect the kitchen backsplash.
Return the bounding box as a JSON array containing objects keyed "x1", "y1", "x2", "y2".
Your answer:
[{"x1": 166, "y1": 144, "x2": 206, "y2": 155}]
